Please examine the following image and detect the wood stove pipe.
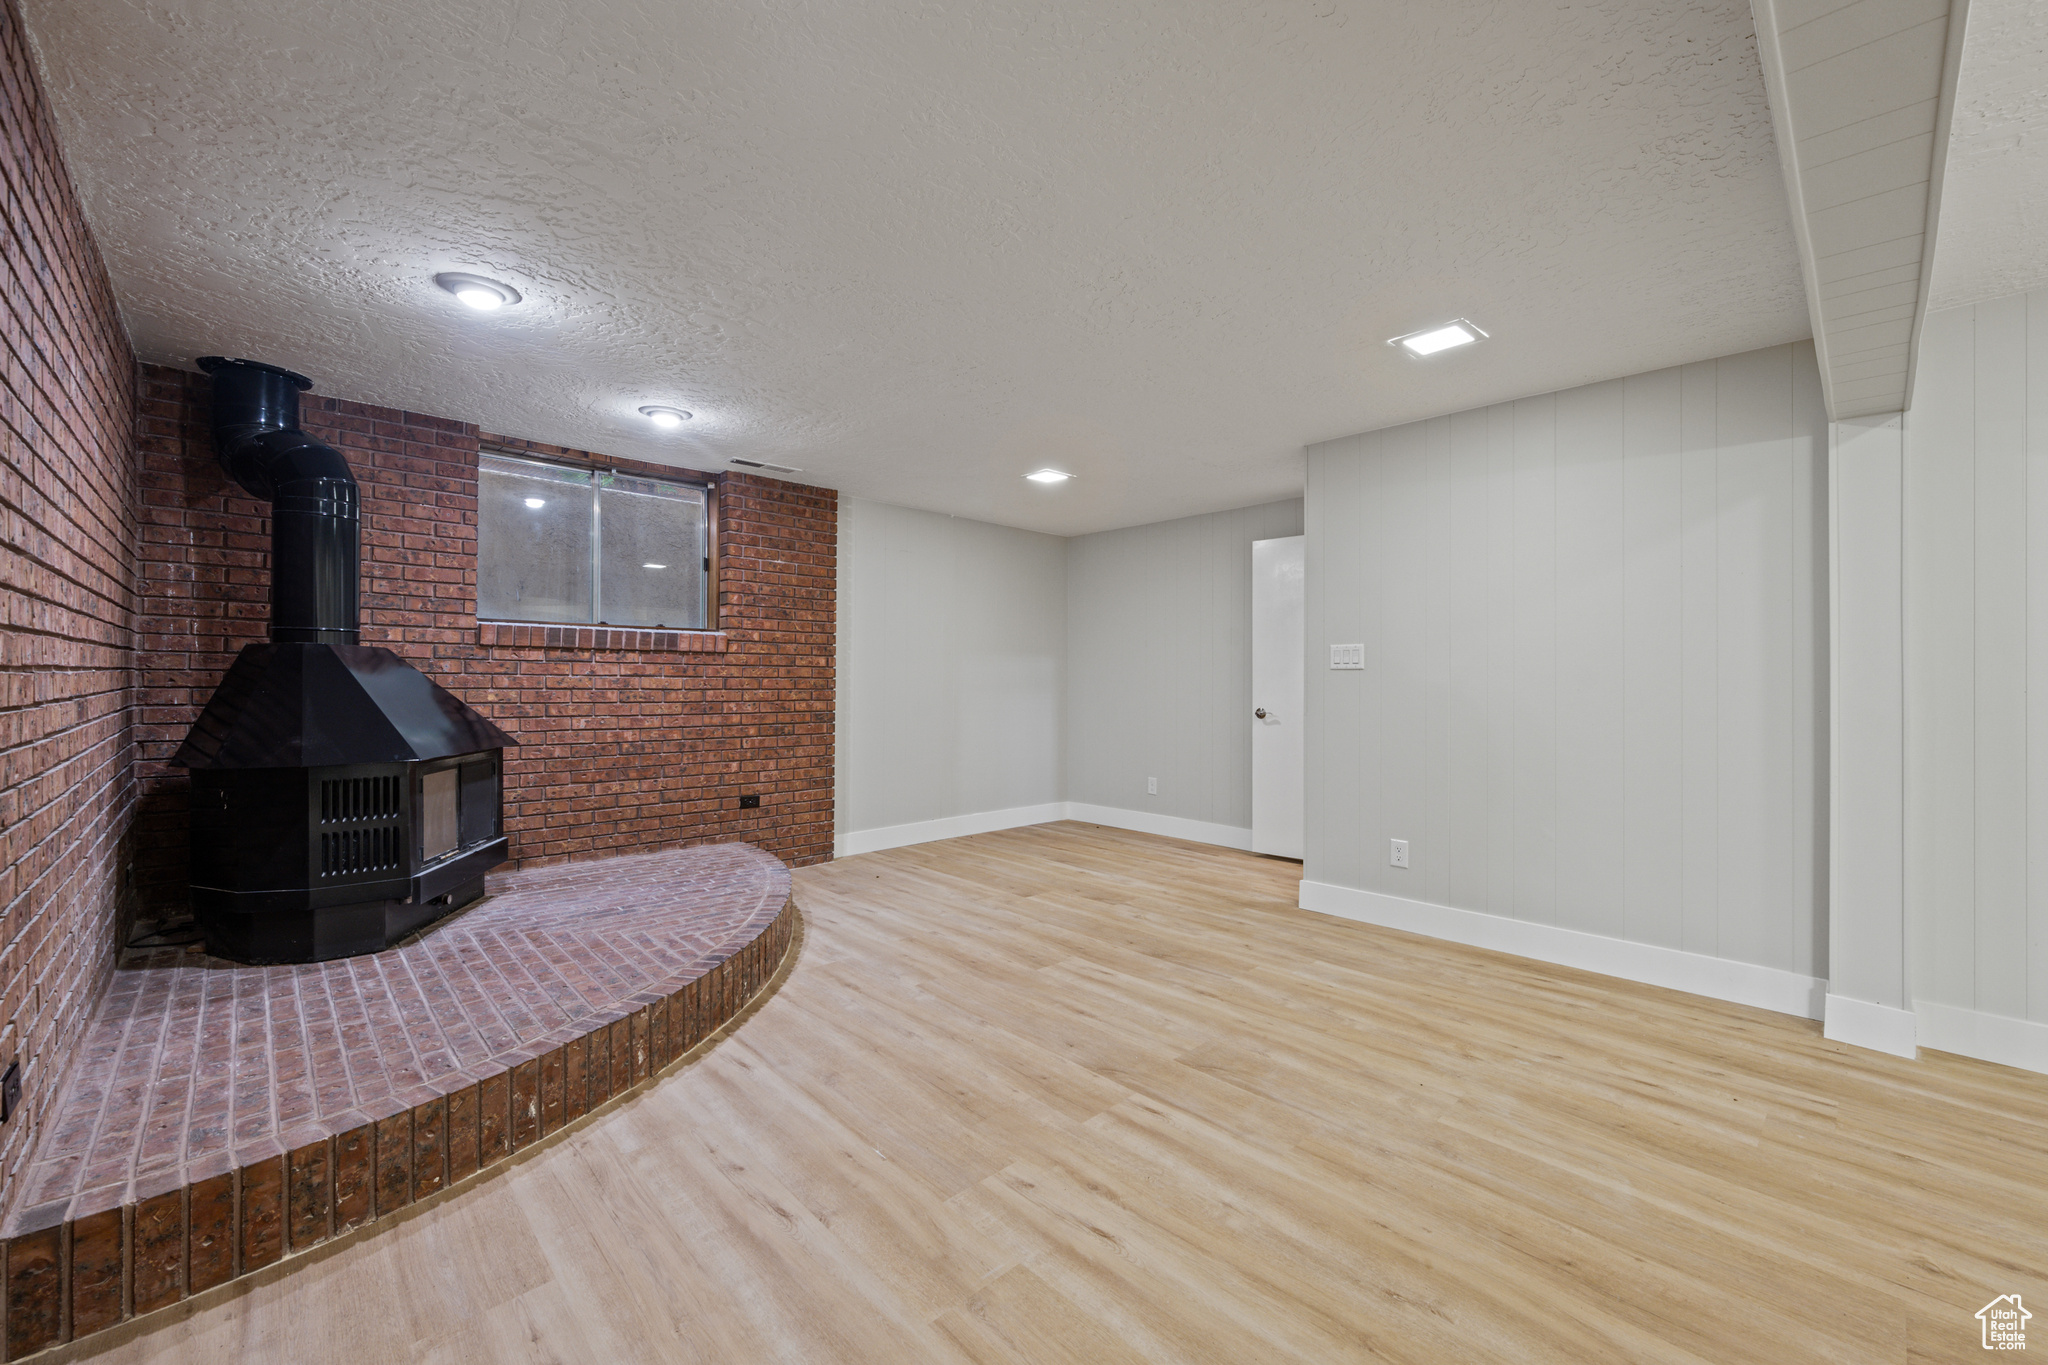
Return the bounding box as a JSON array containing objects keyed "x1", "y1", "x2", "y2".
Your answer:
[{"x1": 195, "y1": 356, "x2": 360, "y2": 645}]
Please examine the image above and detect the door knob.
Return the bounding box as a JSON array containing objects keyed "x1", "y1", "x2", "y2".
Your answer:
[{"x1": 1255, "y1": 708, "x2": 1267, "y2": 719}]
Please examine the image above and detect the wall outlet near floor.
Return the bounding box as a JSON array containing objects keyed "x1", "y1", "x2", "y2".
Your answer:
[
  {"x1": 1147, "y1": 776, "x2": 1157, "y2": 795},
  {"x1": 1390, "y1": 838, "x2": 1409, "y2": 869},
  {"x1": 738, "y1": 794, "x2": 761, "y2": 809}
]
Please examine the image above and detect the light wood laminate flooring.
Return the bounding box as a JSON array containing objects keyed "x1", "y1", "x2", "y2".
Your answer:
[{"x1": 59, "y1": 823, "x2": 2048, "y2": 1363}]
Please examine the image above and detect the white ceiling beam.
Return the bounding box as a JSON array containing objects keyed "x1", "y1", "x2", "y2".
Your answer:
[{"x1": 1752, "y1": 0, "x2": 1973, "y2": 418}]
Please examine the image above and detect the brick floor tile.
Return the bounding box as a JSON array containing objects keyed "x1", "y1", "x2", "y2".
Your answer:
[{"x1": 2, "y1": 843, "x2": 787, "y2": 1239}]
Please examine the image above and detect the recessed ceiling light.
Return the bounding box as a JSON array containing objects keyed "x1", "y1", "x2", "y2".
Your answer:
[
  {"x1": 523, "y1": 497, "x2": 546, "y2": 509},
  {"x1": 1025, "y1": 469, "x2": 1073, "y2": 484},
  {"x1": 642, "y1": 563, "x2": 667, "y2": 570},
  {"x1": 639, "y1": 405, "x2": 692, "y2": 429},
  {"x1": 1389, "y1": 319, "x2": 1487, "y2": 358},
  {"x1": 434, "y1": 272, "x2": 521, "y2": 311}
]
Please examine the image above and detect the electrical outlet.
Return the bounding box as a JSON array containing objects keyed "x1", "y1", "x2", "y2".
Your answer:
[
  {"x1": 738, "y1": 794, "x2": 760, "y2": 809},
  {"x1": 1390, "y1": 838, "x2": 1409, "y2": 869},
  {"x1": 1147, "y1": 776, "x2": 1157, "y2": 795}
]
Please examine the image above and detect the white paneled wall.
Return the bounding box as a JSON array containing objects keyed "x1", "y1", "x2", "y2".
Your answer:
[
  {"x1": 1304, "y1": 343, "x2": 1829, "y2": 989},
  {"x1": 1829, "y1": 414, "x2": 1909, "y2": 1025},
  {"x1": 834, "y1": 500, "x2": 1066, "y2": 850},
  {"x1": 1065, "y1": 501, "x2": 1304, "y2": 841},
  {"x1": 1905, "y1": 292, "x2": 2048, "y2": 1030}
]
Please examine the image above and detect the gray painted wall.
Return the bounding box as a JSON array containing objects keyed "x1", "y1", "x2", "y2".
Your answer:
[
  {"x1": 836, "y1": 495, "x2": 1303, "y2": 844},
  {"x1": 1304, "y1": 341, "x2": 1829, "y2": 975},
  {"x1": 833, "y1": 499, "x2": 1066, "y2": 839},
  {"x1": 1904, "y1": 291, "x2": 2048, "y2": 1022},
  {"x1": 1829, "y1": 413, "x2": 1908, "y2": 1012},
  {"x1": 1064, "y1": 500, "x2": 1304, "y2": 833}
]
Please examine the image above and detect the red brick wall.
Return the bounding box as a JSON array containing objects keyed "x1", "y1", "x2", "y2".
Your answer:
[
  {"x1": 135, "y1": 368, "x2": 835, "y2": 918},
  {"x1": 0, "y1": 0, "x2": 140, "y2": 1199}
]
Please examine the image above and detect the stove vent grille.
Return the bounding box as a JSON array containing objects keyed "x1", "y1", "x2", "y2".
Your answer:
[
  {"x1": 320, "y1": 826, "x2": 403, "y2": 877},
  {"x1": 321, "y1": 774, "x2": 402, "y2": 823}
]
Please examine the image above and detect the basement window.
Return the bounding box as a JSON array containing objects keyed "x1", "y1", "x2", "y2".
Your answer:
[{"x1": 477, "y1": 452, "x2": 713, "y2": 630}]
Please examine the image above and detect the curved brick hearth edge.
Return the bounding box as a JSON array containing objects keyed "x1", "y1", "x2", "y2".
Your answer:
[{"x1": 0, "y1": 897, "x2": 801, "y2": 1361}]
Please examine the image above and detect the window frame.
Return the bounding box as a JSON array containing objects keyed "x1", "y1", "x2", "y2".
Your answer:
[{"x1": 476, "y1": 448, "x2": 720, "y2": 633}]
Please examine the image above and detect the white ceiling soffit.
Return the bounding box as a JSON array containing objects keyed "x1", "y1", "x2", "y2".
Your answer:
[
  {"x1": 27, "y1": 1, "x2": 1809, "y2": 536},
  {"x1": 1926, "y1": 0, "x2": 2048, "y2": 311},
  {"x1": 1751, "y1": 0, "x2": 1971, "y2": 419}
]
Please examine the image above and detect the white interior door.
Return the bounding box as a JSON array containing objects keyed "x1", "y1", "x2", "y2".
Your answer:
[{"x1": 1251, "y1": 535, "x2": 1305, "y2": 858}]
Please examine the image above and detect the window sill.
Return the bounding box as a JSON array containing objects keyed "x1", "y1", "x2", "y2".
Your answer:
[{"x1": 477, "y1": 621, "x2": 728, "y2": 653}]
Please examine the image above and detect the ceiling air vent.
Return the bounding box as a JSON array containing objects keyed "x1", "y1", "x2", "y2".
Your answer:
[{"x1": 727, "y1": 457, "x2": 804, "y2": 475}]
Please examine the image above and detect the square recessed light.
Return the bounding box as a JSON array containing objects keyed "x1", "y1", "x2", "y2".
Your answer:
[
  {"x1": 1026, "y1": 468, "x2": 1073, "y2": 484},
  {"x1": 1389, "y1": 320, "x2": 1487, "y2": 358}
]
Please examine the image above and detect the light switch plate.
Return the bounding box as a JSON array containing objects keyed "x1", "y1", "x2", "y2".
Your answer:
[{"x1": 1330, "y1": 643, "x2": 1364, "y2": 669}]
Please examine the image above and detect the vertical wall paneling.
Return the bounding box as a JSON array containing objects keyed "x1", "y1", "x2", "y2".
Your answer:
[
  {"x1": 1906, "y1": 306, "x2": 1978, "y2": 1009},
  {"x1": 1343, "y1": 439, "x2": 1381, "y2": 891},
  {"x1": 1715, "y1": 346, "x2": 1797, "y2": 971},
  {"x1": 1974, "y1": 295, "x2": 2029, "y2": 1020},
  {"x1": 1485, "y1": 405, "x2": 1519, "y2": 917},
  {"x1": 1554, "y1": 380, "x2": 1627, "y2": 941},
  {"x1": 1792, "y1": 347, "x2": 1829, "y2": 980},
  {"x1": 1679, "y1": 360, "x2": 1723, "y2": 958},
  {"x1": 1382, "y1": 423, "x2": 1429, "y2": 900},
  {"x1": 1512, "y1": 396, "x2": 1559, "y2": 925},
  {"x1": 1623, "y1": 368, "x2": 1685, "y2": 949},
  {"x1": 1444, "y1": 410, "x2": 1492, "y2": 915},
  {"x1": 1902, "y1": 286, "x2": 2048, "y2": 1050},
  {"x1": 1358, "y1": 439, "x2": 1383, "y2": 892},
  {"x1": 1423, "y1": 417, "x2": 1455, "y2": 910},
  {"x1": 1303, "y1": 343, "x2": 1827, "y2": 984},
  {"x1": 1830, "y1": 413, "x2": 1907, "y2": 1016}
]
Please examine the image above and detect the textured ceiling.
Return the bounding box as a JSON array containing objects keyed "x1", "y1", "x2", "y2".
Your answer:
[
  {"x1": 1928, "y1": 0, "x2": 2048, "y2": 312},
  {"x1": 27, "y1": 0, "x2": 1809, "y2": 535}
]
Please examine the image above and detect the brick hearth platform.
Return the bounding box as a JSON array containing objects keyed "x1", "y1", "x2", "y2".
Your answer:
[{"x1": 0, "y1": 843, "x2": 798, "y2": 1360}]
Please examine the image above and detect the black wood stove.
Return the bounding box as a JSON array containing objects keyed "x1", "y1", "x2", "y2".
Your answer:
[{"x1": 171, "y1": 357, "x2": 518, "y2": 964}]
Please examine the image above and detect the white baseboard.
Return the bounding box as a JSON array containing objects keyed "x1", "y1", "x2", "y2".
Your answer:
[
  {"x1": 1298, "y1": 879, "x2": 1826, "y2": 1020},
  {"x1": 1914, "y1": 999, "x2": 2048, "y2": 1076},
  {"x1": 836, "y1": 802, "x2": 1067, "y2": 857},
  {"x1": 836, "y1": 801, "x2": 1253, "y2": 859},
  {"x1": 829, "y1": 820, "x2": 2048, "y2": 1078},
  {"x1": 1061, "y1": 803, "x2": 1253, "y2": 852},
  {"x1": 1823, "y1": 993, "x2": 1919, "y2": 1057}
]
